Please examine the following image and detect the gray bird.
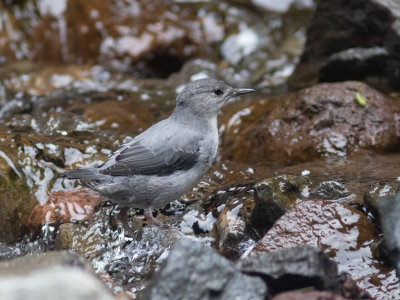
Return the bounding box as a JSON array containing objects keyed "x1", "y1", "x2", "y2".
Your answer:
[{"x1": 63, "y1": 78, "x2": 254, "y2": 232}]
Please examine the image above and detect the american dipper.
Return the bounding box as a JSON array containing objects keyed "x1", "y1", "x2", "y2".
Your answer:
[{"x1": 63, "y1": 78, "x2": 254, "y2": 232}]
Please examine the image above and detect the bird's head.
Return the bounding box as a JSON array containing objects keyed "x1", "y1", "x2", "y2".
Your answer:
[{"x1": 175, "y1": 78, "x2": 255, "y2": 118}]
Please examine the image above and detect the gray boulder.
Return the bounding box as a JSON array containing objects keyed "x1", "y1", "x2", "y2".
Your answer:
[
  {"x1": 0, "y1": 251, "x2": 114, "y2": 300},
  {"x1": 139, "y1": 239, "x2": 267, "y2": 300}
]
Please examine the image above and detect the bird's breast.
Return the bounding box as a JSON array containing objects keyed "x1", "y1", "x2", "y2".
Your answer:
[{"x1": 199, "y1": 135, "x2": 218, "y2": 168}]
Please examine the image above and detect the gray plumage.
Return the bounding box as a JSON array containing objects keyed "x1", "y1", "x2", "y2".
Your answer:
[{"x1": 63, "y1": 78, "x2": 254, "y2": 214}]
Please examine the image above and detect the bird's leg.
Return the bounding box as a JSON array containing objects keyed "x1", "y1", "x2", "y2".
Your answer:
[
  {"x1": 144, "y1": 209, "x2": 170, "y2": 229},
  {"x1": 117, "y1": 207, "x2": 137, "y2": 238}
]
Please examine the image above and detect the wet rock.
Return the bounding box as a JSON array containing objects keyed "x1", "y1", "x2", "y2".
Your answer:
[
  {"x1": 180, "y1": 179, "x2": 260, "y2": 261},
  {"x1": 253, "y1": 200, "x2": 398, "y2": 299},
  {"x1": 0, "y1": 141, "x2": 36, "y2": 243},
  {"x1": 0, "y1": 114, "x2": 118, "y2": 243},
  {"x1": 55, "y1": 223, "x2": 86, "y2": 252},
  {"x1": 271, "y1": 291, "x2": 348, "y2": 300},
  {"x1": 308, "y1": 181, "x2": 352, "y2": 201},
  {"x1": 0, "y1": 91, "x2": 145, "y2": 242},
  {"x1": 81, "y1": 81, "x2": 175, "y2": 133},
  {"x1": 251, "y1": 175, "x2": 310, "y2": 231},
  {"x1": 0, "y1": 64, "x2": 94, "y2": 97},
  {"x1": 139, "y1": 239, "x2": 267, "y2": 300},
  {"x1": 54, "y1": 206, "x2": 123, "y2": 259},
  {"x1": 221, "y1": 81, "x2": 400, "y2": 164},
  {"x1": 340, "y1": 273, "x2": 373, "y2": 299},
  {"x1": 289, "y1": 0, "x2": 400, "y2": 91},
  {"x1": 210, "y1": 184, "x2": 257, "y2": 260},
  {"x1": 370, "y1": 238, "x2": 391, "y2": 265},
  {"x1": 2, "y1": 78, "x2": 176, "y2": 135},
  {"x1": 364, "y1": 183, "x2": 396, "y2": 223},
  {"x1": 0, "y1": 251, "x2": 114, "y2": 300},
  {"x1": 24, "y1": 189, "x2": 102, "y2": 233},
  {"x1": 239, "y1": 245, "x2": 341, "y2": 295},
  {"x1": 54, "y1": 204, "x2": 182, "y2": 296},
  {"x1": 253, "y1": 200, "x2": 376, "y2": 255},
  {"x1": 379, "y1": 191, "x2": 400, "y2": 277}
]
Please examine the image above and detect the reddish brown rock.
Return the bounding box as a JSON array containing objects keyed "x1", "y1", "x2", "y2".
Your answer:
[
  {"x1": 24, "y1": 189, "x2": 102, "y2": 232},
  {"x1": 253, "y1": 200, "x2": 376, "y2": 254},
  {"x1": 252, "y1": 200, "x2": 398, "y2": 299},
  {"x1": 271, "y1": 291, "x2": 348, "y2": 300},
  {"x1": 221, "y1": 81, "x2": 400, "y2": 164},
  {"x1": 84, "y1": 99, "x2": 159, "y2": 134},
  {"x1": 81, "y1": 80, "x2": 176, "y2": 133}
]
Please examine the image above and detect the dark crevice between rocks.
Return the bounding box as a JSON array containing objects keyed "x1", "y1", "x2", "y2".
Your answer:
[
  {"x1": 243, "y1": 273, "x2": 329, "y2": 296},
  {"x1": 136, "y1": 53, "x2": 189, "y2": 79}
]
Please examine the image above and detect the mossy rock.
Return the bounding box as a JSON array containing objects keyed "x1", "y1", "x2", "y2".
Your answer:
[{"x1": 0, "y1": 152, "x2": 36, "y2": 243}]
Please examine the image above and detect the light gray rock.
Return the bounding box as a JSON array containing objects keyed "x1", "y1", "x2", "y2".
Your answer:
[{"x1": 0, "y1": 251, "x2": 114, "y2": 300}]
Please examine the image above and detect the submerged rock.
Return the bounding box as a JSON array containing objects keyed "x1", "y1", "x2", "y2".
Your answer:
[
  {"x1": 222, "y1": 81, "x2": 400, "y2": 164},
  {"x1": 0, "y1": 251, "x2": 114, "y2": 300},
  {"x1": 139, "y1": 239, "x2": 267, "y2": 300}
]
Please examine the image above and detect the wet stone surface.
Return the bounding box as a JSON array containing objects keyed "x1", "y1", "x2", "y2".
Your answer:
[
  {"x1": 364, "y1": 183, "x2": 397, "y2": 224},
  {"x1": 253, "y1": 200, "x2": 400, "y2": 299},
  {"x1": 251, "y1": 174, "x2": 311, "y2": 232},
  {"x1": 221, "y1": 81, "x2": 400, "y2": 164},
  {"x1": 25, "y1": 189, "x2": 102, "y2": 234}
]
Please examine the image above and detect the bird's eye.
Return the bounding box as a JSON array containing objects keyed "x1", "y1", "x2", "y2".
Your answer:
[{"x1": 213, "y1": 88, "x2": 223, "y2": 96}]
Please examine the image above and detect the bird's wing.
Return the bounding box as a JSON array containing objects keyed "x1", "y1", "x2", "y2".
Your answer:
[{"x1": 99, "y1": 131, "x2": 202, "y2": 176}]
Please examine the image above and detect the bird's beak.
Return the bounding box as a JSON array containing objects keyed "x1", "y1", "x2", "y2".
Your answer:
[{"x1": 231, "y1": 88, "x2": 255, "y2": 96}]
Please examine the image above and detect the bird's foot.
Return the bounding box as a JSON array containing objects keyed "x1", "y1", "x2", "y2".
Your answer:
[
  {"x1": 144, "y1": 209, "x2": 170, "y2": 230},
  {"x1": 117, "y1": 207, "x2": 138, "y2": 238}
]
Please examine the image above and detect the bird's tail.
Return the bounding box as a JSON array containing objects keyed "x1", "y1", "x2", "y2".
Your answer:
[{"x1": 62, "y1": 168, "x2": 99, "y2": 180}]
